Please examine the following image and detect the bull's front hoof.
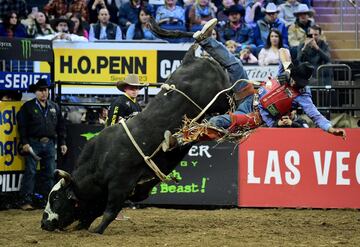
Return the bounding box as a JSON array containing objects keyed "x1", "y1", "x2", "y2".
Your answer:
[{"x1": 90, "y1": 226, "x2": 105, "y2": 234}]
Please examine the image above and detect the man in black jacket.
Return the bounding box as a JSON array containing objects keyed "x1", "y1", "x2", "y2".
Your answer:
[
  {"x1": 107, "y1": 74, "x2": 143, "y2": 126},
  {"x1": 89, "y1": 7, "x2": 122, "y2": 41},
  {"x1": 17, "y1": 79, "x2": 67, "y2": 210}
]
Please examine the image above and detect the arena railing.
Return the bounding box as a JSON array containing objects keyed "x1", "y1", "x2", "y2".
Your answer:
[
  {"x1": 55, "y1": 80, "x2": 165, "y2": 109},
  {"x1": 312, "y1": 63, "x2": 360, "y2": 117}
]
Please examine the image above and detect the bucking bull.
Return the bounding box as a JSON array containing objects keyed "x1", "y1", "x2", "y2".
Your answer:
[{"x1": 41, "y1": 41, "x2": 232, "y2": 233}]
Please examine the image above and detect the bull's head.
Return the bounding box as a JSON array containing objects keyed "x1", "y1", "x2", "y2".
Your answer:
[{"x1": 41, "y1": 170, "x2": 78, "y2": 231}]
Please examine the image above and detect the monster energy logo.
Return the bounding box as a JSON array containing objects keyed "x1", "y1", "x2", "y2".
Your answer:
[
  {"x1": 81, "y1": 132, "x2": 100, "y2": 141},
  {"x1": 21, "y1": 40, "x2": 32, "y2": 59}
]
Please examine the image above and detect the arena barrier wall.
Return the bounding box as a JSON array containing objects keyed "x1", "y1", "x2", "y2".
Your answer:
[
  {"x1": 0, "y1": 101, "x2": 25, "y2": 194},
  {"x1": 238, "y1": 128, "x2": 360, "y2": 208}
]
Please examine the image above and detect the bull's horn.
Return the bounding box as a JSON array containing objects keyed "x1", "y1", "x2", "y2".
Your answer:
[{"x1": 55, "y1": 169, "x2": 72, "y2": 186}]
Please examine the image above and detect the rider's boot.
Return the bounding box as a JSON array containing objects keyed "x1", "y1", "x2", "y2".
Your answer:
[{"x1": 193, "y1": 18, "x2": 218, "y2": 43}]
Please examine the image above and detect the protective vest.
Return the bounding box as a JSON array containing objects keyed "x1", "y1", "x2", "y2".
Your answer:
[
  {"x1": 260, "y1": 81, "x2": 300, "y2": 117},
  {"x1": 92, "y1": 22, "x2": 118, "y2": 40}
]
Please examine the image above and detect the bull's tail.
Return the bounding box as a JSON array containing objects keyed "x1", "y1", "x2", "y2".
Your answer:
[{"x1": 148, "y1": 17, "x2": 194, "y2": 39}]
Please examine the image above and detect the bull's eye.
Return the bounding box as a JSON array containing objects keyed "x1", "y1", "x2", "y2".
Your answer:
[{"x1": 53, "y1": 193, "x2": 60, "y2": 200}]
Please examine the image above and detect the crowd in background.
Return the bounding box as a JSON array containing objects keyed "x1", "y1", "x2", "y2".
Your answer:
[{"x1": 0, "y1": 0, "x2": 330, "y2": 71}]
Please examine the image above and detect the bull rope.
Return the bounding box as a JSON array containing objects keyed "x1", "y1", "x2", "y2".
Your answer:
[
  {"x1": 120, "y1": 118, "x2": 175, "y2": 182},
  {"x1": 190, "y1": 79, "x2": 258, "y2": 124},
  {"x1": 161, "y1": 84, "x2": 203, "y2": 111}
]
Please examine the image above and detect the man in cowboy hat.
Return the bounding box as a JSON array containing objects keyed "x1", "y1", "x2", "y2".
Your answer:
[
  {"x1": 278, "y1": 0, "x2": 313, "y2": 27},
  {"x1": 106, "y1": 74, "x2": 144, "y2": 126},
  {"x1": 162, "y1": 18, "x2": 345, "y2": 151},
  {"x1": 17, "y1": 78, "x2": 67, "y2": 210},
  {"x1": 106, "y1": 74, "x2": 144, "y2": 220},
  {"x1": 36, "y1": 16, "x2": 88, "y2": 41},
  {"x1": 218, "y1": 4, "x2": 255, "y2": 52},
  {"x1": 288, "y1": 4, "x2": 315, "y2": 59},
  {"x1": 253, "y1": 2, "x2": 288, "y2": 50}
]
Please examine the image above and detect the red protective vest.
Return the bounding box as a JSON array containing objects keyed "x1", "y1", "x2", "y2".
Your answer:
[{"x1": 260, "y1": 81, "x2": 300, "y2": 117}]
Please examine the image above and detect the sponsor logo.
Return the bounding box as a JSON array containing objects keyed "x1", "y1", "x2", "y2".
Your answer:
[
  {"x1": 80, "y1": 132, "x2": 100, "y2": 141},
  {"x1": 0, "y1": 42, "x2": 12, "y2": 48},
  {"x1": 21, "y1": 40, "x2": 32, "y2": 59}
]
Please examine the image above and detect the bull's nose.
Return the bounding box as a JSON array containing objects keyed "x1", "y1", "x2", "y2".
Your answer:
[{"x1": 41, "y1": 220, "x2": 55, "y2": 231}]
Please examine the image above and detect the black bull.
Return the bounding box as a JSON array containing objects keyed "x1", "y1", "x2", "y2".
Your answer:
[{"x1": 41, "y1": 45, "x2": 231, "y2": 234}]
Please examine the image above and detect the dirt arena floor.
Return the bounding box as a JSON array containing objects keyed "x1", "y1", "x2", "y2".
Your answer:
[{"x1": 0, "y1": 207, "x2": 359, "y2": 247}]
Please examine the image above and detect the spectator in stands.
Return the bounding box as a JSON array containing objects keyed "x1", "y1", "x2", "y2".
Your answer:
[
  {"x1": 239, "y1": 47, "x2": 258, "y2": 63},
  {"x1": 297, "y1": 25, "x2": 331, "y2": 85},
  {"x1": 107, "y1": 74, "x2": 143, "y2": 125},
  {"x1": 88, "y1": 0, "x2": 120, "y2": 24},
  {"x1": 44, "y1": 0, "x2": 88, "y2": 21},
  {"x1": 20, "y1": 7, "x2": 38, "y2": 37},
  {"x1": 126, "y1": 8, "x2": 159, "y2": 40},
  {"x1": 98, "y1": 107, "x2": 108, "y2": 125},
  {"x1": 0, "y1": 11, "x2": 27, "y2": 38},
  {"x1": 89, "y1": 8, "x2": 122, "y2": 41},
  {"x1": 278, "y1": 0, "x2": 304, "y2": 27},
  {"x1": 70, "y1": 13, "x2": 89, "y2": 39},
  {"x1": 253, "y1": 3, "x2": 288, "y2": 53},
  {"x1": 36, "y1": 16, "x2": 88, "y2": 41},
  {"x1": 288, "y1": 4, "x2": 314, "y2": 59},
  {"x1": 218, "y1": 4, "x2": 254, "y2": 52},
  {"x1": 216, "y1": 0, "x2": 235, "y2": 25},
  {"x1": 119, "y1": 0, "x2": 154, "y2": 35},
  {"x1": 30, "y1": 11, "x2": 54, "y2": 38},
  {"x1": 17, "y1": 79, "x2": 67, "y2": 210},
  {"x1": 225, "y1": 39, "x2": 238, "y2": 54},
  {"x1": 258, "y1": 28, "x2": 290, "y2": 66},
  {"x1": 244, "y1": 0, "x2": 265, "y2": 27},
  {"x1": 0, "y1": 0, "x2": 27, "y2": 21},
  {"x1": 188, "y1": 0, "x2": 216, "y2": 32},
  {"x1": 156, "y1": 0, "x2": 186, "y2": 31}
]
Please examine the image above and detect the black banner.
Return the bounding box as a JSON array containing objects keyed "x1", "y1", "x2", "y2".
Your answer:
[
  {"x1": 58, "y1": 124, "x2": 104, "y2": 172},
  {"x1": 157, "y1": 50, "x2": 186, "y2": 82},
  {"x1": 0, "y1": 37, "x2": 53, "y2": 62},
  {"x1": 60, "y1": 124, "x2": 238, "y2": 206},
  {"x1": 143, "y1": 142, "x2": 238, "y2": 206}
]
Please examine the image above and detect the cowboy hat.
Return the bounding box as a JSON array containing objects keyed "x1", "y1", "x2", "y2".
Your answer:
[
  {"x1": 291, "y1": 62, "x2": 314, "y2": 88},
  {"x1": 116, "y1": 74, "x2": 144, "y2": 92},
  {"x1": 224, "y1": 4, "x2": 245, "y2": 16},
  {"x1": 293, "y1": 4, "x2": 314, "y2": 17},
  {"x1": 28, "y1": 78, "x2": 52, "y2": 93},
  {"x1": 262, "y1": 3, "x2": 279, "y2": 14},
  {"x1": 50, "y1": 16, "x2": 74, "y2": 31}
]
